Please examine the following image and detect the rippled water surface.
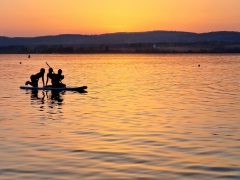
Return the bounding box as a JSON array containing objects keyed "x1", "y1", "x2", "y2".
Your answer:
[{"x1": 0, "y1": 54, "x2": 240, "y2": 179}]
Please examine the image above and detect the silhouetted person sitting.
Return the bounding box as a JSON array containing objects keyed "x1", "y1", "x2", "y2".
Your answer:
[
  {"x1": 25, "y1": 68, "x2": 45, "y2": 87},
  {"x1": 52, "y1": 69, "x2": 66, "y2": 88},
  {"x1": 46, "y1": 68, "x2": 55, "y2": 87}
]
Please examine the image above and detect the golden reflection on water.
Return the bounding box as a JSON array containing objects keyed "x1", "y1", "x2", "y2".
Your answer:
[{"x1": 0, "y1": 54, "x2": 239, "y2": 179}]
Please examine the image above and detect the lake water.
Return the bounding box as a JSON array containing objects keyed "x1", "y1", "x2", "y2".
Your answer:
[{"x1": 0, "y1": 54, "x2": 239, "y2": 179}]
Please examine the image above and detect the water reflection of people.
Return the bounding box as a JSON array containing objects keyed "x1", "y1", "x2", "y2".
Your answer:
[
  {"x1": 30, "y1": 90, "x2": 45, "y2": 104},
  {"x1": 29, "y1": 90, "x2": 65, "y2": 106},
  {"x1": 27, "y1": 90, "x2": 65, "y2": 119},
  {"x1": 46, "y1": 90, "x2": 65, "y2": 103}
]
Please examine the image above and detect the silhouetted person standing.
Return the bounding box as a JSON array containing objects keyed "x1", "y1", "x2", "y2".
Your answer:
[{"x1": 25, "y1": 68, "x2": 45, "y2": 87}]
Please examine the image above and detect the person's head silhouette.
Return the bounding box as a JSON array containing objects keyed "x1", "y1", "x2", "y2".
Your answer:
[
  {"x1": 58, "y1": 69, "x2": 62, "y2": 75},
  {"x1": 40, "y1": 68, "x2": 45, "y2": 75},
  {"x1": 49, "y1": 68, "x2": 53, "y2": 73}
]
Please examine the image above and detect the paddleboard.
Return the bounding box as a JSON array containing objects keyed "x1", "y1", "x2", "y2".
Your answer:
[{"x1": 20, "y1": 86, "x2": 87, "y2": 92}]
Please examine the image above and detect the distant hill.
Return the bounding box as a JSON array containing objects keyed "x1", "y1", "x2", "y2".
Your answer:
[
  {"x1": 0, "y1": 31, "x2": 240, "y2": 46},
  {"x1": 0, "y1": 31, "x2": 240, "y2": 53}
]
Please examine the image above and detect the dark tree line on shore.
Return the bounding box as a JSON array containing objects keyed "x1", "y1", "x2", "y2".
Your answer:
[{"x1": 0, "y1": 42, "x2": 240, "y2": 54}]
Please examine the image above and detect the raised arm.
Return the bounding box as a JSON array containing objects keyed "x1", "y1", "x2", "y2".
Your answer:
[{"x1": 42, "y1": 75, "x2": 45, "y2": 87}]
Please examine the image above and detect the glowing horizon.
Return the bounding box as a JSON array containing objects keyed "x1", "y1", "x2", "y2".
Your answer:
[{"x1": 0, "y1": 0, "x2": 240, "y2": 37}]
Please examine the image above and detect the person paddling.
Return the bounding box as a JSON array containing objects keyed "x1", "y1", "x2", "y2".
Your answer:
[{"x1": 25, "y1": 68, "x2": 45, "y2": 87}]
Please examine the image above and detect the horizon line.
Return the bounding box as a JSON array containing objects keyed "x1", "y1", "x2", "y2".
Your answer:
[{"x1": 1, "y1": 30, "x2": 240, "y2": 38}]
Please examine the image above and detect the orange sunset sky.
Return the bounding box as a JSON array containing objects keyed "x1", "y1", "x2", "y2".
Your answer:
[{"x1": 0, "y1": 0, "x2": 239, "y2": 37}]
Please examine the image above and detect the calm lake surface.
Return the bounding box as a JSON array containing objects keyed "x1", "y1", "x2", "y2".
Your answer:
[{"x1": 0, "y1": 54, "x2": 239, "y2": 179}]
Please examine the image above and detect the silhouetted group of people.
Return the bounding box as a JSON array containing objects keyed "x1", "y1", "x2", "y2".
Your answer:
[{"x1": 25, "y1": 67, "x2": 66, "y2": 88}]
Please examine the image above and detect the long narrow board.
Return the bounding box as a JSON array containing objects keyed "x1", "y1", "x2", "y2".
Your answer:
[{"x1": 20, "y1": 86, "x2": 87, "y2": 92}]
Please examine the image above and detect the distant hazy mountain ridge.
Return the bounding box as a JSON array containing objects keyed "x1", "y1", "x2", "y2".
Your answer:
[{"x1": 0, "y1": 31, "x2": 240, "y2": 46}]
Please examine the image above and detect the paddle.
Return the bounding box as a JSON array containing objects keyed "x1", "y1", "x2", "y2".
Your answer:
[
  {"x1": 46, "y1": 62, "x2": 52, "y2": 69},
  {"x1": 46, "y1": 61, "x2": 56, "y2": 74}
]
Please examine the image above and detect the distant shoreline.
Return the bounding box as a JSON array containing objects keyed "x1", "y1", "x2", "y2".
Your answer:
[
  {"x1": 1, "y1": 31, "x2": 240, "y2": 53},
  {"x1": 0, "y1": 43, "x2": 240, "y2": 54}
]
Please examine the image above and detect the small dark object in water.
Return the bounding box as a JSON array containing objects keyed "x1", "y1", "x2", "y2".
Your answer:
[
  {"x1": 19, "y1": 62, "x2": 22, "y2": 64},
  {"x1": 28, "y1": 54, "x2": 31, "y2": 58},
  {"x1": 198, "y1": 64, "x2": 201, "y2": 67}
]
